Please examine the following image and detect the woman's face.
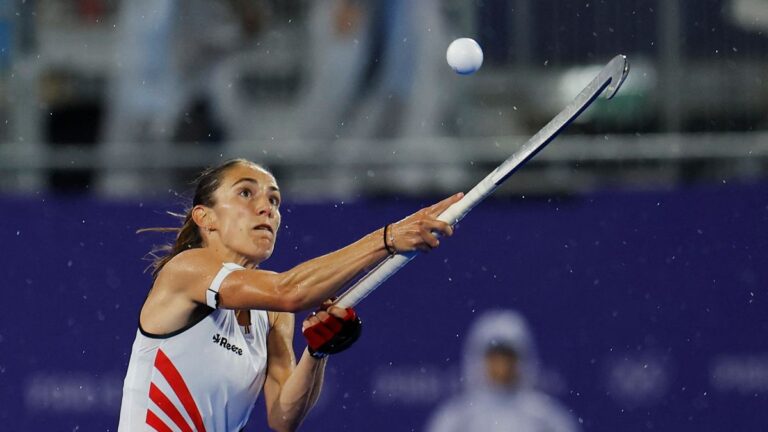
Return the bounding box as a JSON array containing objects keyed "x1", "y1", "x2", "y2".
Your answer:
[{"x1": 209, "y1": 163, "x2": 282, "y2": 263}]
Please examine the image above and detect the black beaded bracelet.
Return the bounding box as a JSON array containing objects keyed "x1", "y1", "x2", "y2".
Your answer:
[{"x1": 383, "y1": 224, "x2": 396, "y2": 255}]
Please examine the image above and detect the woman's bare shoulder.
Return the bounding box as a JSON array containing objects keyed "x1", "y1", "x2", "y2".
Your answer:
[
  {"x1": 156, "y1": 248, "x2": 223, "y2": 288},
  {"x1": 141, "y1": 248, "x2": 223, "y2": 331}
]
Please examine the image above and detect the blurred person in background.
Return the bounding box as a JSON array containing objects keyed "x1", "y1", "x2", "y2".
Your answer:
[
  {"x1": 301, "y1": 0, "x2": 447, "y2": 140},
  {"x1": 118, "y1": 158, "x2": 462, "y2": 430},
  {"x1": 100, "y1": 0, "x2": 267, "y2": 196},
  {"x1": 298, "y1": 0, "x2": 456, "y2": 196},
  {"x1": 426, "y1": 310, "x2": 580, "y2": 432}
]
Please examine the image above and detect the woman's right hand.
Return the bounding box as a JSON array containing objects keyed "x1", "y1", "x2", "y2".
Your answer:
[{"x1": 387, "y1": 192, "x2": 464, "y2": 253}]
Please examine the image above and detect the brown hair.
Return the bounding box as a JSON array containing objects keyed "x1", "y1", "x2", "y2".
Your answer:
[{"x1": 139, "y1": 158, "x2": 265, "y2": 278}]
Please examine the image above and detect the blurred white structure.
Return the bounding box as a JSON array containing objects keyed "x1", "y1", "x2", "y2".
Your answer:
[{"x1": 1, "y1": 0, "x2": 767, "y2": 200}]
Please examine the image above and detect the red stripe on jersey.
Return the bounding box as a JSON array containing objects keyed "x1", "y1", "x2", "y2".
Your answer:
[
  {"x1": 153, "y1": 349, "x2": 207, "y2": 432},
  {"x1": 146, "y1": 409, "x2": 174, "y2": 432},
  {"x1": 149, "y1": 382, "x2": 194, "y2": 432}
]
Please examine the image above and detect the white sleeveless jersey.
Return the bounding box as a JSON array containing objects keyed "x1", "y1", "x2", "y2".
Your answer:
[{"x1": 119, "y1": 264, "x2": 270, "y2": 432}]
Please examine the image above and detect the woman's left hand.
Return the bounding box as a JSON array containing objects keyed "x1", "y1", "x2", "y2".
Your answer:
[{"x1": 302, "y1": 299, "x2": 362, "y2": 358}]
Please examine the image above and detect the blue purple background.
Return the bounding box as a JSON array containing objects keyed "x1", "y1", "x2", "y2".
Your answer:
[{"x1": 2, "y1": 180, "x2": 767, "y2": 431}]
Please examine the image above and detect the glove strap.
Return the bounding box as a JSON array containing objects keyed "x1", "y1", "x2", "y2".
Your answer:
[{"x1": 309, "y1": 349, "x2": 328, "y2": 359}]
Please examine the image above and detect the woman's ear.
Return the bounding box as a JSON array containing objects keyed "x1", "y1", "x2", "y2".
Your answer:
[{"x1": 191, "y1": 205, "x2": 216, "y2": 232}]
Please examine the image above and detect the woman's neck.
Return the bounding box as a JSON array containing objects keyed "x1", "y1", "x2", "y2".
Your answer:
[{"x1": 205, "y1": 243, "x2": 258, "y2": 268}]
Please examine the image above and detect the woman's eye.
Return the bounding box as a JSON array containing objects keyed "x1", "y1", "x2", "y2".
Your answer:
[
  {"x1": 240, "y1": 189, "x2": 252, "y2": 198},
  {"x1": 270, "y1": 197, "x2": 280, "y2": 206}
]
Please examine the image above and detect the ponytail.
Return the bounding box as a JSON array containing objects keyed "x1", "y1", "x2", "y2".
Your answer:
[{"x1": 137, "y1": 211, "x2": 204, "y2": 279}]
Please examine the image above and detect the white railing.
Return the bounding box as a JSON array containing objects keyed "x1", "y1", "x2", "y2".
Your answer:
[{"x1": 1, "y1": 132, "x2": 767, "y2": 198}]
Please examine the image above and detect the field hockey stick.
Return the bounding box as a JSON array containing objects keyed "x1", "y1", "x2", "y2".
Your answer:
[{"x1": 335, "y1": 54, "x2": 630, "y2": 308}]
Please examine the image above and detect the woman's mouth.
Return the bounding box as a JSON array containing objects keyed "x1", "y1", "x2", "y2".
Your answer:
[{"x1": 252, "y1": 224, "x2": 274, "y2": 234}]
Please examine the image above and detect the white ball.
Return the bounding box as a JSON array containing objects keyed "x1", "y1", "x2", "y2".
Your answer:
[{"x1": 446, "y1": 38, "x2": 484, "y2": 75}]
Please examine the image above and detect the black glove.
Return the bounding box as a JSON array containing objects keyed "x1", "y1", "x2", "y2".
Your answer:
[{"x1": 302, "y1": 307, "x2": 362, "y2": 359}]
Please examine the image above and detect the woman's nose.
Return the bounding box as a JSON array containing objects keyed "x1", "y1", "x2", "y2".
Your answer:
[{"x1": 256, "y1": 198, "x2": 274, "y2": 217}]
